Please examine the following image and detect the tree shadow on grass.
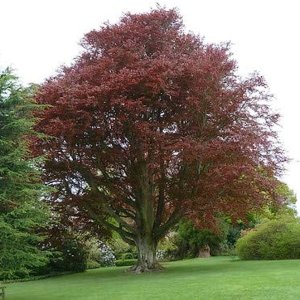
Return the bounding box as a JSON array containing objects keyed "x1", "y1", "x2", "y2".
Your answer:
[
  {"x1": 14, "y1": 257, "x2": 240, "y2": 285},
  {"x1": 79, "y1": 257, "x2": 240, "y2": 281}
]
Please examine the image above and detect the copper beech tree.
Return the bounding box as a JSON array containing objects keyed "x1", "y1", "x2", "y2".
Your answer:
[{"x1": 35, "y1": 8, "x2": 285, "y2": 271}]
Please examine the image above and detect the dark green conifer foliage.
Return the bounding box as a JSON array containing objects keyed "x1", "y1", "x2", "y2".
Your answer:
[{"x1": 0, "y1": 68, "x2": 49, "y2": 279}]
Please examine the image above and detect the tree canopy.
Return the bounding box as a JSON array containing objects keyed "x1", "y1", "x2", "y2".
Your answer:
[
  {"x1": 0, "y1": 68, "x2": 49, "y2": 279},
  {"x1": 35, "y1": 8, "x2": 285, "y2": 271}
]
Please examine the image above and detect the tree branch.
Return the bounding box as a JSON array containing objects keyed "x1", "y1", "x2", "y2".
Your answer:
[
  {"x1": 155, "y1": 208, "x2": 183, "y2": 240},
  {"x1": 83, "y1": 201, "x2": 136, "y2": 245}
]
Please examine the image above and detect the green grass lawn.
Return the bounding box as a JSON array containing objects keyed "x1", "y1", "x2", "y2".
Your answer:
[{"x1": 6, "y1": 256, "x2": 300, "y2": 299}]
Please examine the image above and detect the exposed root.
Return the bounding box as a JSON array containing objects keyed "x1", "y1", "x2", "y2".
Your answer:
[{"x1": 128, "y1": 262, "x2": 164, "y2": 274}]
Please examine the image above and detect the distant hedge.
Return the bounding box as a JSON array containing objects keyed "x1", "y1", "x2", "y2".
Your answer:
[
  {"x1": 236, "y1": 217, "x2": 300, "y2": 260},
  {"x1": 115, "y1": 259, "x2": 136, "y2": 267}
]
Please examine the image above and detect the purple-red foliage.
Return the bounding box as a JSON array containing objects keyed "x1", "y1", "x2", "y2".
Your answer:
[{"x1": 35, "y1": 8, "x2": 285, "y2": 244}]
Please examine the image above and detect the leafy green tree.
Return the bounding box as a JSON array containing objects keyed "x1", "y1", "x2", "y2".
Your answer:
[
  {"x1": 0, "y1": 68, "x2": 49, "y2": 279},
  {"x1": 262, "y1": 182, "x2": 297, "y2": 218},
  {"x1": 175, "y1": 219, "x2": 229, "y2": 258},
  {"x1": 226, "y1": 181, "x2": 297, "y2": 246}
]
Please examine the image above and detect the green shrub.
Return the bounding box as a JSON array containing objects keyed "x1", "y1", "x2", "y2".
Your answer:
[
  {"x1": 87, "y1": 260, "x2": 101, "y2": 269},
  {"x1": 86, "y1": 239, "x2": 101, "y2": 264},
  {"x1": 108, "y1": 233, "x2": 134, "y2": 259},
  {"x1": 218, "y1": 242, "x2": 237, "y2": 256},
  {"x1": 115, "y1": 259, "x2": 136, "y2": 267},
  {"x1": 121, "y1": 252, "x2": 134, "y2": 260},
  {"x1": 38, "y1": 228, "x2": 89, "y2": 274},
  {"x1": 173, "y1": 219, "x2": 229, "y2": 259},
  {"x1": 56, "y1": 238, "x2": 88, "y2": 272},
  {"x1": 236, "y1": 217, "x2": 300, "y2": 260}
]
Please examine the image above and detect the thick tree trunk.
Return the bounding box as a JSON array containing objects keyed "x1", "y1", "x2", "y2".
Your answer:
[
  {"x1": 130, "y1": 235, "x2": 162, "y2": 273},
  {"x1": 198, "y1": 244, "x2": 211, "y2": 258}
]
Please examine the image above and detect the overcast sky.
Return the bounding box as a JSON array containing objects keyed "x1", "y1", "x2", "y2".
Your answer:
[{"x1": 1, "y1": 0, "x2": 299, "y2": 211}]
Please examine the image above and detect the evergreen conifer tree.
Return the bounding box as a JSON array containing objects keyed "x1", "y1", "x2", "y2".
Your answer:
[{"x1": 0, "y1": 68, "x2": 49, "y2": 279}]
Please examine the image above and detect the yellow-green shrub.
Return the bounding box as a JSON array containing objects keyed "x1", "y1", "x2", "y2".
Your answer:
[{"x1": 236, "y1": 217, "x2": 300, "y2": 260}]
